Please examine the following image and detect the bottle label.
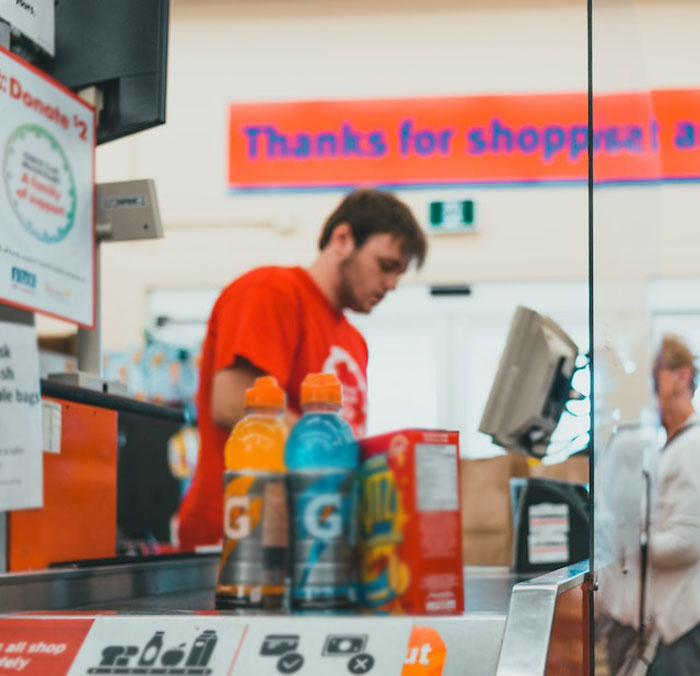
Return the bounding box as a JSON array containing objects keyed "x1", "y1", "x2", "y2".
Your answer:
[
  {"x1": 216, "y1": 470, "x2": 287, "y2": 608},
  {"x1": 303, "y1": 492, "x2": 342, "y2": 540},
  {"x1": 287, "y1": 469, "x2": 357, "y2": 607}
]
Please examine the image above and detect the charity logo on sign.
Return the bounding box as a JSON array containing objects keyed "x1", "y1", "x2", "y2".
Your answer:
[
  {"x1": 322, "y1": 345, "x2": 367, "y2": 438},
  {"x1": 3, "y1": 124, "x2": 76, "y2": 244},
  {"x1": 84, "y1": 629, "x2": 218, "y2": 675},
  {"x1": 10, "y1": 265, "x2": 36, "y2": 291}
]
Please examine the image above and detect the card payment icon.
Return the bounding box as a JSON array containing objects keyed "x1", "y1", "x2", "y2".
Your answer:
[{"x1": 260, "y1": 635, "x2": 300, "y2": 656}]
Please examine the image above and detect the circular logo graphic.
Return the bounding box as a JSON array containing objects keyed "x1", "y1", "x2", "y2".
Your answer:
[
  {"x1": 322, "y1": 345, "x2": 368, "y2": 438},
  {"x1": 3, "y1": 124, "x2": 77, "y2": 243}
]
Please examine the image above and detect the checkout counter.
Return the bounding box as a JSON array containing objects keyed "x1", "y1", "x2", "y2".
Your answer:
[
  {"x1": 0, "y1": 555, "x2": 588, "y2": 675},
  {"x1": 0, "y1": 382, "x2": 590, "y2": 676},
  {"x1": 0, "y1": 3, "x2": 599, "y2": 670}
]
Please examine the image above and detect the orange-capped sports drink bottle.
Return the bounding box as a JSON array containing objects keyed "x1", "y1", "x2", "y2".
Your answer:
[{"x1": 215, "y1": 376, "x2": 288, "y2": 610}]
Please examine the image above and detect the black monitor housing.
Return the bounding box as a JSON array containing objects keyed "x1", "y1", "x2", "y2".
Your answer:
[{"x1": 27, "y1": 0, "x2": 170, "y2": 144}]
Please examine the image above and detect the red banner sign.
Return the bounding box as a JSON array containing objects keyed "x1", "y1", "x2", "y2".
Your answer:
[{"x1": 227, "y1": 90, "x2": 700, "y2": 189}]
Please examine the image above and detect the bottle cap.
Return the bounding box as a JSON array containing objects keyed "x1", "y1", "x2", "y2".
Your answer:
[
  {"x1": 300, "y1": 372, "x2": 343, "y2": 406},
  {"x1": 244, "y1": 375, "x2": 285, "y2": 409}
]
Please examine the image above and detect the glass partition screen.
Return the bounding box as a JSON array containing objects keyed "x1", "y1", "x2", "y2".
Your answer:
[{"x1": 591, "y1": 1, "x2": 700, "y2": 673}]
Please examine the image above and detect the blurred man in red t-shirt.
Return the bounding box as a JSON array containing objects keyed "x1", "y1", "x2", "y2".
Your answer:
[{"x1": 178, "y1": 189, "x2": 427, "y2": 549}]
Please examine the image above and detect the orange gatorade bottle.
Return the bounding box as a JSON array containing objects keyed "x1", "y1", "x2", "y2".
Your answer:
[{"x1": 215, "y1": 376, "x2": 288, "y2": 610}]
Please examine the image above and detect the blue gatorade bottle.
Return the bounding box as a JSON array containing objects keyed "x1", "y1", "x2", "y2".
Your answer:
[{"x1": 285, "y1": 372, "x2": 359, "y2": 611}]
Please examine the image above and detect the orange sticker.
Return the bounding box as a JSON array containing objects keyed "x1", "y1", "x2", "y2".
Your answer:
[{"x1": 402, "y1": 626, "x2": 447, "y2": 676}]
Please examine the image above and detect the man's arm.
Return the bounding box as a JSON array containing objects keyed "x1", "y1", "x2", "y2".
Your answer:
[
  {"x1": 211, "y1": 358, "x2": 300, "y2": 431},
  {"x1": 211, "y1": 359, "x2": 264, "y2": 430},
  {"x1": 649, "y1": 440, "x2": 700, "y2": 570},
  {"x1": 650, "y1": 517, "x2": 700, "y2": 569}
]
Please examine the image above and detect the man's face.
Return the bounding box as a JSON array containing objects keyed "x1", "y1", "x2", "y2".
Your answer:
[
  {"x1": 338, "y1": 233, "x2": 409, "y2": 313},
  {"x1": 654, "y1": 357, "x2": 692, "y2": 411}
]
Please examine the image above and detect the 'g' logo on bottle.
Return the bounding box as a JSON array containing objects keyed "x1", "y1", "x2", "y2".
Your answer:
[
  {"x1": 224, "y1": 495, "x2": 251, "y2": 539},
  {"x1": 303, "y1": 494, "x2": 342, "y2": 540}
]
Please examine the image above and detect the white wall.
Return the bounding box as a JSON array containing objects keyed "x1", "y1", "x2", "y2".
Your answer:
[
  {"x1": 49, "y1": 0, "x2": 589, "y2": 349},
  {"x1": 34, "y1": 0, "x2": 700, "y2": 355}
]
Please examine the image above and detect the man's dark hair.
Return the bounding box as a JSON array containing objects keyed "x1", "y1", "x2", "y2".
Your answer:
[{"x1": 318, "y1": 189, "x2": 427, "y2": 268}]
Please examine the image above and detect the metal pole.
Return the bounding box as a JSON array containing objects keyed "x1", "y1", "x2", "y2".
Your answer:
[
  {"x1": 0, "y1": 511, "x2": 5, "y2": 574},
  {"x1": 76, "y1": 244, "x2": 102, "y2": 376}
]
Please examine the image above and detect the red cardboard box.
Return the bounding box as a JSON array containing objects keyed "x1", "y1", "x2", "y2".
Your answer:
[{"x1": 358, "y1": 429, "x2": 464, "y2": 615}]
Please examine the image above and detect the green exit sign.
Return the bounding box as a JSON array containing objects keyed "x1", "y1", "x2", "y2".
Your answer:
[{"x1": 428, "y1": 200, "x2": 475, "y2": 233}]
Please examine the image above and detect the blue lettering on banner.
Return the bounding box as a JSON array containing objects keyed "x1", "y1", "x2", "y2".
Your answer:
[
  {"x1": 318, "y1": 133, "x2": 337, "y2": 157},
  {"x1": 467, "y1": 128, "x2": 486, "y2": 154},
  {"x1": 627, "y1": 125, "x2": 644, "y2": 152},
  {"x1": 242, "y1": 117, "x2": 661, "y2": 167},
  {"x1": 242, "y1": 125, "x2": 263, "y2": 158},
  {"x1": 544, "y1": 126, "x2": 566, "y2": 160},
  {"x1": 266, "y1": 125, "x2": 289, "y2": 158},
  {"x1": 518, "y1": 127, "x2": 539, "y2": 153},
  {"x1": 650, "y1": 119, "x2": 661, "y2": 150},
  {"x1": 397, "y1": 119, "x2": 455, "y2": 156},
  {"x1": 293, "y1": 133, "x2": 311, "y2": 158},
  {"x1": 491, "y1": 119, "x2": 514, "y2": 153},
  {"x1": 465, "y1": 119, "x2": 647, "y2": 162},
  {"x1": 368, "y1": 131, "x2": 387, "y2": 157},
  {"x1": 242, "y1": 125, "x2": 389, "y2": 160},
  {"x1": 674, "y1": 121, "x2": 696, "y2": 148},
  {"x1": 342, "y1": 123, "x2": 362, "y2": 156},
  {"x1": 570, "y1": 125, "x2": 588, "y2": 160}
]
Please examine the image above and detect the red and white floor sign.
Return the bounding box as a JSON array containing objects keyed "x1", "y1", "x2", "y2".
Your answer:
[
  {"x1": 0, "y1": 618, "x2": 93, "y2": 675},
  {"x1": 402, "y1": 626, "x2": 447, "y2": 676},
  {"x1": 0, "y1": 617, "x2": 444, "y2": 675}
]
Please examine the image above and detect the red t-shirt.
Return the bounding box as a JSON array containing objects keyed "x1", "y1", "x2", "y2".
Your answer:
[{"x1": 178, "y1": 266, "x2": 368, "y2": 549}]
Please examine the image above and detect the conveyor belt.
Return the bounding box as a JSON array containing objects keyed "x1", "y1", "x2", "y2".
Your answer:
[{"x1": 0, "y1": 555, "x2": 524, "y2": 614}]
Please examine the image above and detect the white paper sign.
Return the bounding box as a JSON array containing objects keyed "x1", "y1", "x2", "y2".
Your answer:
[
  {"x1": 0, "y1": 46, "x2": 95, "y2": 327},
  {"x1": 0, "y1": 320, "x2": 42, "y2": 510},
  {"x1": 0, "y1": 0, "x2": 55, "y2": 56},
  {"x1": 68, "y1": 617, "x2": 248, "y2": 676},
  {"x1": 528, "y1": 502, "x2": 570, "y2": 564}
]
